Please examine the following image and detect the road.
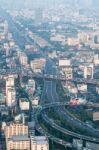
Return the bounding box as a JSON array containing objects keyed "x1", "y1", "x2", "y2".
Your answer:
[
  {"x1": 36, "y1": 101, "x2": 99, "y2": 144},
  {"x1": 0, "y1": 8, "x2": 38, "y2": 51},
  {"x1": 31, "y1": 73, "x2": 99, "y2": 86},
  {"x1": 35, "y1": 109, "x2": 72, "y2": 148},
  {"x1": 39, "y1": 59, "x2": 99, "y2": 144},
  {"x1": 1, "y1": 7, "x2": 99, "y2": 147}
]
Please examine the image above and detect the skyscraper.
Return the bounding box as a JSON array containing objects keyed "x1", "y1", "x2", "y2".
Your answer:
[{"x1": 6, "y1": 75, "x2": 16, "y2": 107}]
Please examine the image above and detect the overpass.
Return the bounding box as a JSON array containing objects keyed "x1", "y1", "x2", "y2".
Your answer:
[
  {"x1": 32, "y1": 73, "x2": 99, "y2": 85},
  {"x1": 36, "y1": 102, "x2": 99, "y2": 144},
  {"x1": 35, "y1": 116, "x2": 73, "y2": 148},
  {"x1": 1, "y1": 68, "x2": 99, "y2": 85}
]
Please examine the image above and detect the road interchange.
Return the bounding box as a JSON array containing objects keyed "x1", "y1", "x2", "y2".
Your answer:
[{"x1": 36, "y1": 59, "x2": 99, "y2": 145}]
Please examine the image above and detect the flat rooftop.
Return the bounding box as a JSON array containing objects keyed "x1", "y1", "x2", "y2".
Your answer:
[
  {"x1": 31, "y1": 136, "x2": 48, "y2": 145},
  {"x1": 9, "y1": 135, "x2": 30, "y2": 141}
]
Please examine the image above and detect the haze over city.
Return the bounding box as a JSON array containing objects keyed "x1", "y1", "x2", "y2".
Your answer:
[
  {"x1": 0, "y1": 0, "x2": 99, "y2": 150},
  {"x1": 0, "y1": 0, "x2": 99, "y2": 9}
]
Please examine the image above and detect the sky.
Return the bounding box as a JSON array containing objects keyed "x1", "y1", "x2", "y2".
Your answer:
[{"x1": 0, "y1": 0, "x2": 99, "y2": 9}]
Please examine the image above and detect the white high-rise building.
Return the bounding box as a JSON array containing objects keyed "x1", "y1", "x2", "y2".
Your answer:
[
  {"x1": 84, "y1": 64, "x2": 94, "y2": 79},
  {"x1": 6, "y1": 75, "x2": 15, "y2": 87},
  {"x1": 6, "y1": 87, "x2": 16, "y2": 107},
  {"x1": 19, "y1": 53, "x2": 28, "y2": 66},
  {"x1": 31, "y1": 136, "x2": 49, "y2": 150},
  {"x1": 6, "y1": 75, "x2": 16, "y2": 107}
]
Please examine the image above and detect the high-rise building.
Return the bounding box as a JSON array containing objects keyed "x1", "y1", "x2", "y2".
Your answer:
[
  {"x1": 84, "y1": 64, "x2": 94, "y2": 79},
  {"x1": 6, "y1": 75, "x2": 15, "y2": 87},
  {"x1": 5, "y1": 123, "x2": 29, "y2": 150},
  {"x1": 6, "y1": 75, "x2": 16, "y2": 107},
  {"x1": 7, "y1": 135, "x2": 30, "y2": 150},
  {"x1": 31, "y1": 136, "x2": 49, "y2": 150},
  {"x1": 4, "y1": 124, "x2": 30, "y2": 150},
  {"x1": 6, "y1": 87, "x2": 16, "y2": 107},
  {"x1": 5, "y1": 123, "x2": 28, "y2": 139},
  {"x1": 62, "y1": 67, "x2": 73, "y2": 80},
  {"x1": 19, "y1": 52, "x2": 28, "y2": 66}
]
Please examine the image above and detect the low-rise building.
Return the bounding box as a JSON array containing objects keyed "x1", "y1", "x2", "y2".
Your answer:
[
  {"x1": 28, "y1": 121, "x2": 35, "y2": 136},
  {"x1": 19, "y1": 98, "x2": 30, "y2": 111},
  {"x1": 93, "y1": 111, "x2": 99, "y2": 121},
  {"x1": 62, "y1": 66, "x2": 73, "y2": 79},
  {"x1": 31, "y1": 136, "x2": 49, "y2": 150},
  {"x1": 67, "y1": 37, "x2": 79, "y2": 46},
  {"x1": 86, "y1": 142, "x2": 99, "y2": 150},
  {"x1": 32, "y1": 97, "x2": 39, "y2": 107},
  {"x1": 26, "y1": 79, "x2": 35, "y2": 95},
  {"x1": 31, "y1": 58, "x2": 46, "y2": 73},
  {"x1": 59, "y1": 59, "x2": 71, "y2": 67},
  {"x1": 50, "y1": 34, "x2": 65, "y2": 42},
  {"x1": 77, "y1": 84, "x2": 87, "y2": 93}
]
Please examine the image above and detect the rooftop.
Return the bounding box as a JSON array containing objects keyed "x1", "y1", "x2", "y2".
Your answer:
[
  {"x1": 9, "y1": 135, "x2": 30, "y2": 141},
  {"x1": 31, "y1": 136, "x2": 48, "y2": 145},
  {"x1": 20, "y1": 98, "x2": 29, "y2": 102}
]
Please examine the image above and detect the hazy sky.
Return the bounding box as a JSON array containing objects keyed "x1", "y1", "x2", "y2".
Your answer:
[{"x1": 0, "y1": 0, "x2": 99, "y2": 9}]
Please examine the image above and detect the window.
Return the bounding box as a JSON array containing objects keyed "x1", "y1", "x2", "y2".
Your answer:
[{"x1": 41, "y1": 147, "x2": 43, "y2": 150}]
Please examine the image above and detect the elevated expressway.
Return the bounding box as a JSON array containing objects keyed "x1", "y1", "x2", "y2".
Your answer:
[
  {"x1": 37, "y1": 102, "x2": 99, "y2": 144},
  {"x1": 32, "y1": 74, "x2": 99, "y2": 86},
  {"x1": 36, "y1": 59, "x2": 99, "y2": 147}
]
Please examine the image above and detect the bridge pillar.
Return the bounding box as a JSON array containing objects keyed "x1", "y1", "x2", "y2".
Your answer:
[{"x1": 83, "y1": 140, "x2": 86, "y2": 148}]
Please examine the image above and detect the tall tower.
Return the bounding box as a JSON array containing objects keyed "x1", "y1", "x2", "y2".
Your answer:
[{"x1": 6, "y1": 75, "x2": 16, "y2": 107}]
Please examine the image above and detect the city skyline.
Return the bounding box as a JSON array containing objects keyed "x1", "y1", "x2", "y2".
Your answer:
[{"x1": 0, "y1": 1, "x2": 99, "y2": 150}]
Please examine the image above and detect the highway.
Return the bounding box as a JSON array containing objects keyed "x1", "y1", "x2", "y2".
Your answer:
[
  {"x1": 1, "y1": 8, "x2": 99, "y2": 87},
  {"x1": 41, "y1": 111, "x2": 99, "y2": 143},
  {"x1": 35, "y1": 107, "x2": 73, "y2": 148},
  {"x1": 36, "y1": 102, "x2": 99, "y2": 144},
  {"x1": 0, "y1": 8, "x2": 38, "y2": 51},
  {"x1": 0, "y1": 9, "x2": 26, "y2": 50},
  {"x1": 32, "y1": 73, "x2": 99, "y2": 86},
  {"x1": 39, "y1": 59, "x2": 99, "y2": 144},
  {"x1": 1, "y1": 7, "x2": 99, "y2": 147}
]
